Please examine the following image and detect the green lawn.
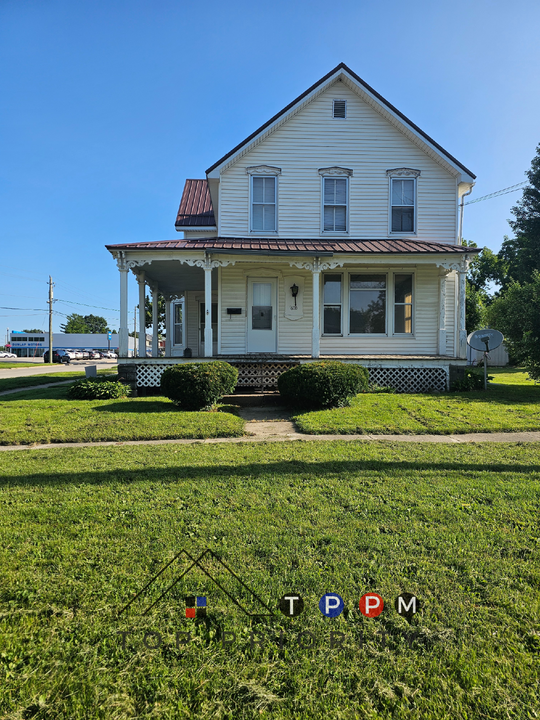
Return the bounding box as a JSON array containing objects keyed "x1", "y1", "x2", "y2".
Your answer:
[
  {"x1": 0, "y1": 441, "x2": 538, "y2": 719},
  {"x1": 0, "y1": 385, "x2": 244, "y2": 445},
  {"x1": 0, "y1": 362, "x2": 45, "y2": 369},
  {"x1": 294, "y1": 369, "x2": 540, "y2": 435},
  {"x1": 0, "y1": 368, "x2": 117, "y2": 394}
]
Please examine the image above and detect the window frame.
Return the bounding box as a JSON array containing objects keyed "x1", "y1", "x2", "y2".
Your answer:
[
  {"x1": 348, "y1": 272, "x2": 388, "y2": 336},
  {"x1": 386, "y1": 169, "x2": 420, "y2": 236},
  {"x1": 249, "y1": 174, "x2": 278, "y2": 234},
  {"x1": 332, "y1": 99, "x2": 347, "y2": 119},
  {"x1": 320, "y1": 172, "x2": 351, "y2": 234},
  {"x1": 322, "y1": 273, "x2": 343, "y2": 336},
  {"x1": 392, "y1": 272, "x2": 415, "y2": 336}
]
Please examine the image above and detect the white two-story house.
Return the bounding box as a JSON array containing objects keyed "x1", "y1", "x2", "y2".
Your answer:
[{"x1": 107, "y1": 63, "x2": 478, "y2": 393}]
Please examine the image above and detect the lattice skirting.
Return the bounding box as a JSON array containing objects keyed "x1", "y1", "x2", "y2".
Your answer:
[
  {"x1": 135, "y1": 363, "x2": 448, "y2": 392},
  {"x1": 368, "y1": 367, "x2": 448, "y2": 393},
  {"x1": 135, "y1": 362, "x2": 299, "y2": 389}
]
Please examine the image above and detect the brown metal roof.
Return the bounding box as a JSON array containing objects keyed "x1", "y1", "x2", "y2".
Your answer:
[
  {"x1": 175, "y1": 179, "x2": 215, "y2": 227},
  {"x1": 206, "y1": 63, "x2": 476, "y2": 180},
  {"x1": 106, "y1": 237, "x2": 480, "y2": 255}
]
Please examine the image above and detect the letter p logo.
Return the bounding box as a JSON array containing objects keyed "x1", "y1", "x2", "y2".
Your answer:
[
  {"x1": 359, "y1": 593, "x2": 384, "y2": 618},
  {"x1": 319, "y1": 593, "x2": 344, "y2": 618}
]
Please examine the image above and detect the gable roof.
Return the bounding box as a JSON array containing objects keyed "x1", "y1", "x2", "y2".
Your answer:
[
  {"x1": 175, "y1": 179, "x2": 216, "y2": 228},
  {"x1": 206, "y1": 63, "x2": 475, "y2": 181}
]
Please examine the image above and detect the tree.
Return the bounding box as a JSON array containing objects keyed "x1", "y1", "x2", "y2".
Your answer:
[
  {"x1": 83, "y1": 314, "x2": 109, "y2": 334},
  {"x1": 497, "y1": 144, "x2": 540, "y2": 290},
  {"x1": 486, "y1": 272, "x2": 540, "y2": 380},
  {"x1": 60, "y1": 313, "x2": 110, "y2": 333},
  {"x1": 466, "y1": 283, "x2": 486, "y2": 334},
  {"x1": 23, "y1": 328, "x2": 44, "y2": 333}
]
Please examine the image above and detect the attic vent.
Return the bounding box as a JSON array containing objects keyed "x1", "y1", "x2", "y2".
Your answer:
[{"x1": 333, "y1": 100, "x2": 346, "y2": 118}]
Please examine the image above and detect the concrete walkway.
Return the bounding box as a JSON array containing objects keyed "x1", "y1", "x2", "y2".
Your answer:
[{"x1": 0, "y1": 379, "x2": 76, "y2": 397}]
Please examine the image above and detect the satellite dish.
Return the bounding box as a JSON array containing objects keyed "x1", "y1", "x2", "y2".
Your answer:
[{"x1": 467, "y1": 329, "x2": 504, "y2": 353}]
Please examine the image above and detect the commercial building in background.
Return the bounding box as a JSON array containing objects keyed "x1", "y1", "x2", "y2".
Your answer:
[{"x1": 8, "y1": 331, "x2": 138, "y2": 358}]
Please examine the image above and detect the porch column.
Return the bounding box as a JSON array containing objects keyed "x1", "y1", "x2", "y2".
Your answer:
[
  {"x1": 137, "y1": 273, "x2": 146, "y2": 357},
  {"x1": 438, "y1": 271, "x2": 448, "y2": 355},
  {"x1": 312, "y1": 263, "x2": 321, "y2": 358},
  {"x1": 118, "y1": 255, "x2": 129, "y2": 358},
  {"x1": 458, "y1": 266, "x2": 467, "y2": 358},
  {"x1": 164, "y1": 296, "x2": 171, "y2": 356},
  {"x1": 151, "y1": 285, "x2": 159, "y2": 357},
  {"x1": 204, "y1": 258, "x2": 213, "y2": 357}
]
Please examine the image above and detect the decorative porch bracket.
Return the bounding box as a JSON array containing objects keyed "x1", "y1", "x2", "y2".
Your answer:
[{"x1": 289, "y1": 257, "x2": 345, "y2": 358}]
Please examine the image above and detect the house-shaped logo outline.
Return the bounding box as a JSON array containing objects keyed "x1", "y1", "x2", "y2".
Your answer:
[{"x1": 118, "y1": 548, "x2": 274, "y2": 618}]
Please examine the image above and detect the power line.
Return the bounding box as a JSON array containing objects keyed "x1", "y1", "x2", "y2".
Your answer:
[
  {"x1": 465, "y1": 182, "x2": 528, "y2": 206},
  {"x1": 55, "y1": 298, "x2": 119, "y2": 312}
]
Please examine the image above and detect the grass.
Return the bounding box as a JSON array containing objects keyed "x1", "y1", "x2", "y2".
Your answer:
[
  {"x1": 0, "y1": 441, "x2": 538, "y2": 719},
  {"x1": 0, "y1": 385, "x2": 244, "y2": 445},
  {"x1": 294, "y1": 368, "x2": 540, "y2": 436},
  {"x1": 0, "y1": 362, "x2": 45, "y2": 369},
  {"x1": 0, "y1": 368, "x2": 117, "y2": 394}
]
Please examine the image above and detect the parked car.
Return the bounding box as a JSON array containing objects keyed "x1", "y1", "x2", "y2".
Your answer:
[
  {"x1": 43, "y1": 349, "x2": 73, "y2": 364},
  {"x1": 89, "y1": 351, "x2": 101, "y2": 359},
  {"x1": 0, "y1": 351, "x2": 17, "y2": 358}
]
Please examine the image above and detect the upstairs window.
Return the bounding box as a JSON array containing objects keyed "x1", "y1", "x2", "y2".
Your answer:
[
  {"x1": 391, "y1": 179, "x2": 415, "y2": 232},
  {"x1": 251, "y1": 176, "x2": 276, "y2": 232},
  {"x1": 323, "y1": 177, "x2": 348, "y2": 232}
]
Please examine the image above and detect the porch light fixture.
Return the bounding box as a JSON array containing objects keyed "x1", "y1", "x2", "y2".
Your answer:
[{"x1": 290, "y1": 283, "x2": 299, "y2": 308}]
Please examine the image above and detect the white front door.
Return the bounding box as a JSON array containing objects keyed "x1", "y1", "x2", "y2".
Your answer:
[{"x1": 247, "y1": 279, "x2": 277, "y2": 353}]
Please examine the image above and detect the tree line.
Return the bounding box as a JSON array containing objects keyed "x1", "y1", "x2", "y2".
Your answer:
[{"x1": 466, "y1": 143, "x2": 540, "y2": 380}]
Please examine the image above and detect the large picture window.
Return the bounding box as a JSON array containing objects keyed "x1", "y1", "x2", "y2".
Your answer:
[
  {"x1": 394, "y1": 274, "x2": 413, "y2": 333},
  {"x1": 323, "y1": 177, "x2": 347, "y2": 232},
  {"x1": 251, "y1": 176, "x2": 276, "y2": 232},
  {"x1": 349, "y1": 274, "x2": 386, "y2": 334},
  {"x1": 391, "y1": 178, "x2": 415, "y2": 233},
  {"x1": 323, "y1": 274, "x2": 342, "y2": 334}
]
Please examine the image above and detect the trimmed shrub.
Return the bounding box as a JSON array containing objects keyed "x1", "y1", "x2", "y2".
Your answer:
[
  {"x1": 68, "y1": 376, "x2": 131, "y2": 400},
  {"x1": 160, "y1": 361, "x2": 238, "y2": 410},
  {"x1": 278, "y1": 361, "x2": 369, "y2": 409}
]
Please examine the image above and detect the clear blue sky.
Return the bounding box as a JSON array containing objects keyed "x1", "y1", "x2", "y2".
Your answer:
[{"x1": 1, "y1": 0, "x2": 539, "y2": 336}]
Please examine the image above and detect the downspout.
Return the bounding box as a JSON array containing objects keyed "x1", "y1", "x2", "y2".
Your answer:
[{"x1": 458, "y1": 184, "x2": 475, "y2": 245}]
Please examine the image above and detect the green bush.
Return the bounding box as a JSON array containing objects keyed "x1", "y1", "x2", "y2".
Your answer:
[
  {"x1": 451, "y1": 367, "x2": 493, "y2": 392},
  {"x1": 68, "y1": 376, "x2": 131, "y2": 400},
  {"x1": 278, "y1": 361, "x2": 369, "y2": 409},
  {"x1": 160, "y1": 361, "x2": 238, "y2": 410}
]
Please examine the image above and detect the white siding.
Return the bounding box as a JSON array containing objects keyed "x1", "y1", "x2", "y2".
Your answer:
[
  {"x1": 217, "y1": 260, "x2": 452, "y2": 357},
  {"x1": 218, "y1": 82, "x2": 458, "y2": 243},
  {"x1": 219, "y1": 264, "x2": 312, "y2": 355}
]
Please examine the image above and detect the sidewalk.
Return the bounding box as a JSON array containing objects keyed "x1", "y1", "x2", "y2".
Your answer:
[{"x1": 1, "y1": 424, "x2": 540, "y2": 452}]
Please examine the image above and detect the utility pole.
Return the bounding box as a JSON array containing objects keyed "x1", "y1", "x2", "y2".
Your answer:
[
  {"x1": 133, "y1": 306, "x2": 137, "y2": 357},
  {"x1": 47, "y1": 276, "x2": 54, "y2": 364}
]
